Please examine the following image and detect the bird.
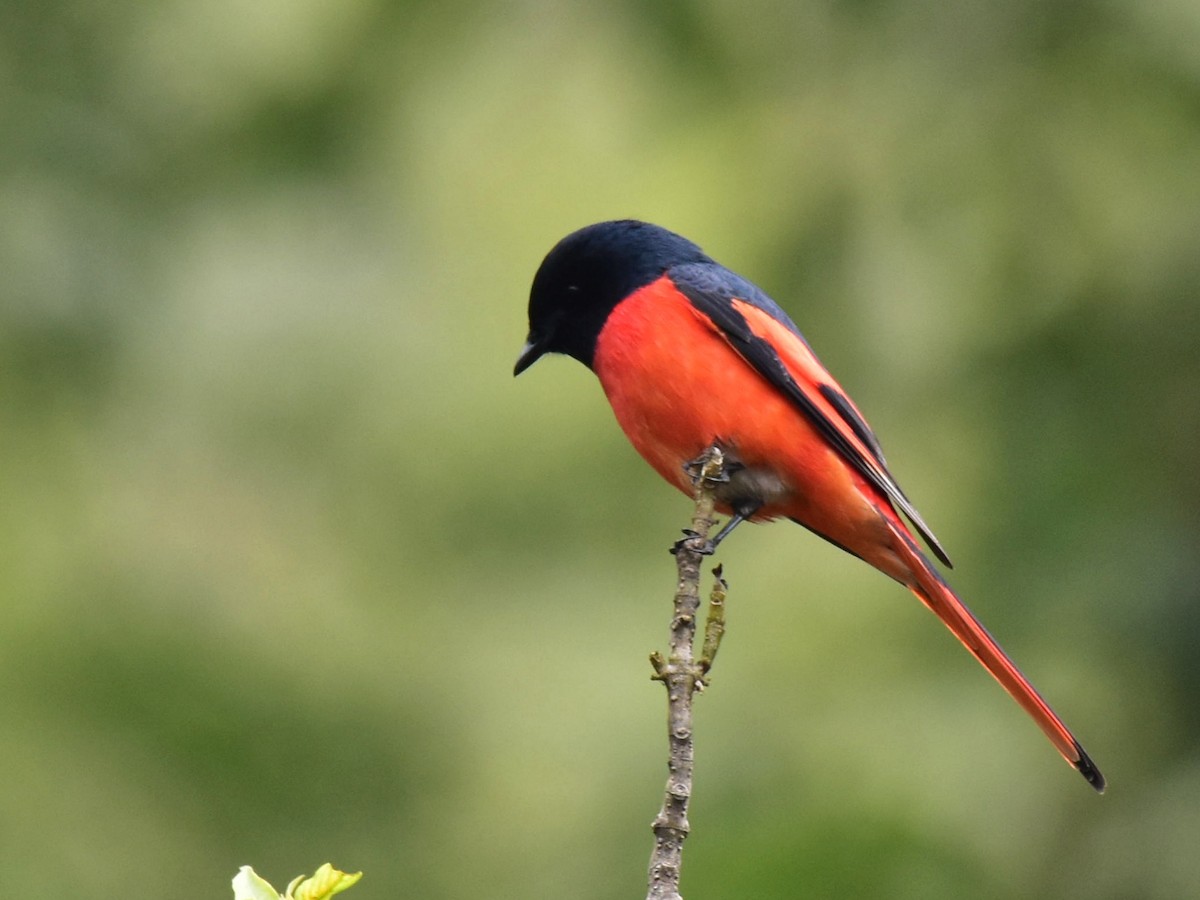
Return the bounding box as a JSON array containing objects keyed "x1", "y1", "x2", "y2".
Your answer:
[{"x1": 514, "y1": 219, "x2": 1104, "y2": 792}]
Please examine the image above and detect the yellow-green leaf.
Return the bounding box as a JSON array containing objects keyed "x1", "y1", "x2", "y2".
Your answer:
[{"x1": 287, "y1": 864, "x2": 363, "y2": 900}]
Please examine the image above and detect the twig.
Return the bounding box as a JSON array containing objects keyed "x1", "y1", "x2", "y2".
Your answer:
[
  {"x1": 646, "y1": 445, "x2": 730, "y2": 900},
  {"x1": 698, "y1": 565, "x2": 727, "y2": 676}
]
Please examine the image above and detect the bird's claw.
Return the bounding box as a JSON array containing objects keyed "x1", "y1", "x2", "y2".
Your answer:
[
  {"x1": 669, "y1": 529, "x2": 716, "y2": 556},
  {"x1": 682, "y1": 452, "x2": 735, "y2": 487}
]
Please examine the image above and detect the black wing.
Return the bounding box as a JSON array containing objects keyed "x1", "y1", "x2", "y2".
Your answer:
[{"x1": 668, "y1": 261, "x2": 952, "y2": 568}]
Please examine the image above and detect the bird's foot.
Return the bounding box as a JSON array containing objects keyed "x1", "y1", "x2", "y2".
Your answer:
[
  {"x1": 683, "y1": 451, "x2": 737, "y2": 488},
  {"x1": 669, "y1": 528, "x2": 716, "y2": 557}
]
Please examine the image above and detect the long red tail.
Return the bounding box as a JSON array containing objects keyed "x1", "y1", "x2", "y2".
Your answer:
[{"x1": 883, "y1": 516, "x2": 1105, "y2": 792}]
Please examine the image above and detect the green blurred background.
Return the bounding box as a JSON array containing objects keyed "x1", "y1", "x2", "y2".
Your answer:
[{"x1": 3, "y1": 2, "x2": 1199, "y2": 897}]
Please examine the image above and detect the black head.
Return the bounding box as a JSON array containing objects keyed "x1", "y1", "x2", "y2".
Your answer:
[{"x1": 514, "y1": 220, "x2": 711, "y2": 374}]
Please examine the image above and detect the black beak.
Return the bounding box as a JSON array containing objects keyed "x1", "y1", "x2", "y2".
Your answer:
[{"x1": 513, "y1": 336, "x2": 545, "y2": 376}]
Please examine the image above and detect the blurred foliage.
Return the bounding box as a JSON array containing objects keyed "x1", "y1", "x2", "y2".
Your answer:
[{"x1": 2, "y1": 1, "x2": 1198, "y2": 897}]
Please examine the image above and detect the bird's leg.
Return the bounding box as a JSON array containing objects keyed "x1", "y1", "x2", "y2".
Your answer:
[
  {"x1": 710, "y1": 503, "x2": 759, "y2": 548},
  {"x1": 670, "y1": 501, "x2": 761, "y2": 556},
  {"x1": 671, "y1": 447, "x2": 764, "y2": 555},
  {"x1": 671, "y1": 449, "x2": 732, "y2": 556}
]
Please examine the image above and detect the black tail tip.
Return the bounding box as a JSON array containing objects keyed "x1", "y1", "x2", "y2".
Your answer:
[{"x1": 1074, "y1": 742, "x2": 1106, "y2": 794}]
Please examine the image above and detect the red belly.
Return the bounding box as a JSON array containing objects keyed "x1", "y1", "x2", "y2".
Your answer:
[{"x1": 592, "y1": 278, "x2": 886, "y2": 557}]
